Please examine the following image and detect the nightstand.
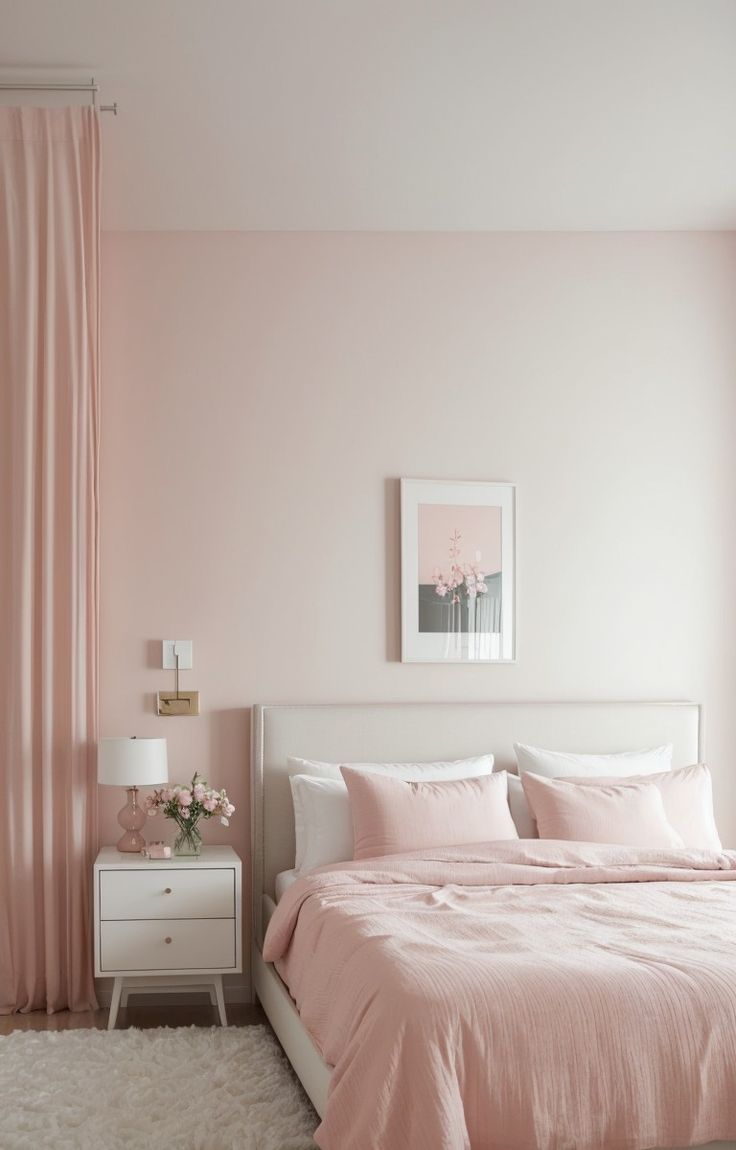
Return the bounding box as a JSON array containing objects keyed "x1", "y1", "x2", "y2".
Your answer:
[{"x1": 94, "y1": 845, "x2": 242, "y2": 1029}]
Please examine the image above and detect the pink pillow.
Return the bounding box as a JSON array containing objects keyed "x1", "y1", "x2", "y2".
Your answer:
[
  {"x1": 341, "y1": 767, "x2": 519, "y2": 860},
  {"x1": 521, "y1": 772, "x2": 684, "y2": 848},
  {"x1": 565, "y1": 763, "x2": 721, "y2": 851}
]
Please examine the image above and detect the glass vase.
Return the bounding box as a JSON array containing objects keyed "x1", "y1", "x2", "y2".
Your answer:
[
  {"x1": 172, "y1": 820, "x2": 203, "y2": 857},
  {"x1": 443, "y1": 598, "x2": 463, "y2": 659}
]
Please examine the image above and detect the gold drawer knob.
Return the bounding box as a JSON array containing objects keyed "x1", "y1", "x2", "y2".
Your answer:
[
  {"x1": 165, "y1": 937, "x2": 172, "y2": 944},
  {"x1": 164, "y1": 888, "x2": 172, "y2": 894}
]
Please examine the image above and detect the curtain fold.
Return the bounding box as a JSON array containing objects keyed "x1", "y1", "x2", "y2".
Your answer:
[{"x1": 0, "y1": 106, "x2": 100, "y2": 1013}]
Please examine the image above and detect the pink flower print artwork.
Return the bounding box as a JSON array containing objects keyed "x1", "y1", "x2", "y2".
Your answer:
[
  {"x1": 403, "y1": 480, "x2": 514, "y2": 662},
  {"x1": 433, "y1": 539, "x2": 488, "y2": 606},
  {"x1": 417, "y1": 503, "x2": 501, "y2": 636}
]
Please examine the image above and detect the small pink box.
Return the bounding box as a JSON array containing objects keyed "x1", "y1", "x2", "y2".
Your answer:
[{"x1": 142, "y1": 842, "x2": 172, "y2": 859}]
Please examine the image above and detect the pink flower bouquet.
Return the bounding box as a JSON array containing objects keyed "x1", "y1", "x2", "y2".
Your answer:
[
  {"x1": 145, "y1": 772, "x2": 235, "y2": 856},
  {"x1": 432, "y1": 529, "x2": 488, "y2": 606}
]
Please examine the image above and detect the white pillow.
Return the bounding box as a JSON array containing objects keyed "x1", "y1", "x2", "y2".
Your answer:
[
  {"x1": 289, "y1": 776, "x2": 354, "y2": 872},
  {"x1": 287, "y1": 754, "x2": 494, "y2": 871},
  {"x1": 509, "y1": 743, "x2": 674, "y2": 838},
  {"x1": 507, "y1": 775, "x2": 537, "y2": 838},
  {"x1": 514, "y1": 743, "x2": 673, "y2": 779}
]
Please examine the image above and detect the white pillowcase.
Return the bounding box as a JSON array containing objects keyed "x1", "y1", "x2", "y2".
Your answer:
[
  {"x1": 507, "y1": 775, "x2": 537, "y2": 838},
  {"x1": 288, "y1": 754, "x2": 494, "y2": 871},
  {"x1": 509, "y1": 743, "x2": 674, "y2": 839},
  {"x1": 514, "y1": 743, "x2": 673, "y2": 780},
  {"x1": 289, "y1": 775, "x2": 354, "y2": 873}
]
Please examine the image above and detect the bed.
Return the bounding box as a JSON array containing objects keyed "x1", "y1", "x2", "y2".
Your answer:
[{"x1": 251, "y1": 701, "x2": 736, "y2": 1150}]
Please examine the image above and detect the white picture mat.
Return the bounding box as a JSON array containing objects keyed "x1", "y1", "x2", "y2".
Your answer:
[{"x1": 400, "y1": 478, "x2": 516, "y2": 662}]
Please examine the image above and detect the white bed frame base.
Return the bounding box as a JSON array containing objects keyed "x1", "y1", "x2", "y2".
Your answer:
[
  {"x1": 252, "y1": 942, "x2": 331, "y2": 1117},
  {"x1": 251, "y1": 700, "x2": 734, "y2": 1148}
]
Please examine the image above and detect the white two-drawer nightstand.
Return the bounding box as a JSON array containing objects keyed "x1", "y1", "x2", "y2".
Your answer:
[{"x1": 94, "y1": 845, "x2": 242, "y2": 1030}]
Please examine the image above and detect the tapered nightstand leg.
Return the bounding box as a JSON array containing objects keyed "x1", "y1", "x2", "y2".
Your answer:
[
  {"x1": 108, "y1": 977, "x2": 123, "y2": 1030},
  {"x1": 214, "y1": 975, "x2": 227, "y2": 1027}
]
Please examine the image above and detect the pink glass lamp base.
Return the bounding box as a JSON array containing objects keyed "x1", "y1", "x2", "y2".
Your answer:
[{"x1": 116, "y1": 786, "x2": 148, "y2": 852}]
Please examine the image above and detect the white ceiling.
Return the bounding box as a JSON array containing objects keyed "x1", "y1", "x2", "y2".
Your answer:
[{"x1": 2, "y1": 0, "x2": 736, "y2": 231}]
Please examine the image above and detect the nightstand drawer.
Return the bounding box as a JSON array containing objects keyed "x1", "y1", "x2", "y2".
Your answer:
[
  {"x1": 99, "y1": 868, "x2": 234, "y2": 921},
  {"x1": 99, "y1": 918, "x2": 236, "y2": 972}
]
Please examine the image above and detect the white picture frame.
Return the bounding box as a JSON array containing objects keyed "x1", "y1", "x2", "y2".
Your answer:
[{"x1": 400, "y1": 478, "x2": 516, "y2": 663}]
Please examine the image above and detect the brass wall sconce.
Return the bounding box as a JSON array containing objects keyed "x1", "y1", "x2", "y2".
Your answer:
[{"x1": 157, "y1": 640, "x2": 200, "y2": 717}]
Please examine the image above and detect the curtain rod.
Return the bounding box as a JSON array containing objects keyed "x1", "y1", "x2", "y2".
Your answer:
[{"x1": 0, "y1": 78, "x2": 117, "y2": 114}]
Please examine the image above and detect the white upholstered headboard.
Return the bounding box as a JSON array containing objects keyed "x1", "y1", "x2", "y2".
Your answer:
[{"x1": 251, "y1": 701, "x2": 701, "y2": 944}]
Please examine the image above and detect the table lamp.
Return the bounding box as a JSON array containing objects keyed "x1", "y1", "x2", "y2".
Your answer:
[{"x1": 98, "y1": 737, "x2": 168, "y2": 853}]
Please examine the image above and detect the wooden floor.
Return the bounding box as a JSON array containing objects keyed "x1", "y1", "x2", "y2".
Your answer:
[{"x1": 0, "y1": 1000, "x2": 267, "y2": 1035}]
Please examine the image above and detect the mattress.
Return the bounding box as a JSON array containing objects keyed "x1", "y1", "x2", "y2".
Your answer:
[{"x1": 274, "y1": 867, "x2": 300, "y2": 901}]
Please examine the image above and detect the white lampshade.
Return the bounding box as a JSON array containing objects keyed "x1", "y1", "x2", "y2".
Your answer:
[{"x1": 98, "y1": 737, "x2": 168, "y2": 787}]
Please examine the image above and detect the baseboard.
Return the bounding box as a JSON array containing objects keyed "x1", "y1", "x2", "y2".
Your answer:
[{"x1": 94, "y1": 977, "x2": 253, "y2": 1008}]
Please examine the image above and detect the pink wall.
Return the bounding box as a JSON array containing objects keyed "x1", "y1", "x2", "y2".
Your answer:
[{"x1": 99, "y1": 232, "x2": 736, "y2": 996}]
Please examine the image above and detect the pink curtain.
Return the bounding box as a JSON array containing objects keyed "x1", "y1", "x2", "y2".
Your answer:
[{"x1": 0, "y1": 107, "x2": 100, "y2": 1013}]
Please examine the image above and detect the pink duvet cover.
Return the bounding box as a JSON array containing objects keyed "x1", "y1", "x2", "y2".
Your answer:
[{"x1": 263, "y1": 841, "x2": 736, "y2": 1150}]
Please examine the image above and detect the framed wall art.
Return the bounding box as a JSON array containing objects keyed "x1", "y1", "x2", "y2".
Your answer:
[{"x1": 400, "y1": 478, "x2": 516, "y2": 663}]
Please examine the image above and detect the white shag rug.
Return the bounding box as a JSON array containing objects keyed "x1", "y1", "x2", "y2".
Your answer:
[{"x1": 0, "y1": 1025, "x2": 318, "y2": 1150}]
